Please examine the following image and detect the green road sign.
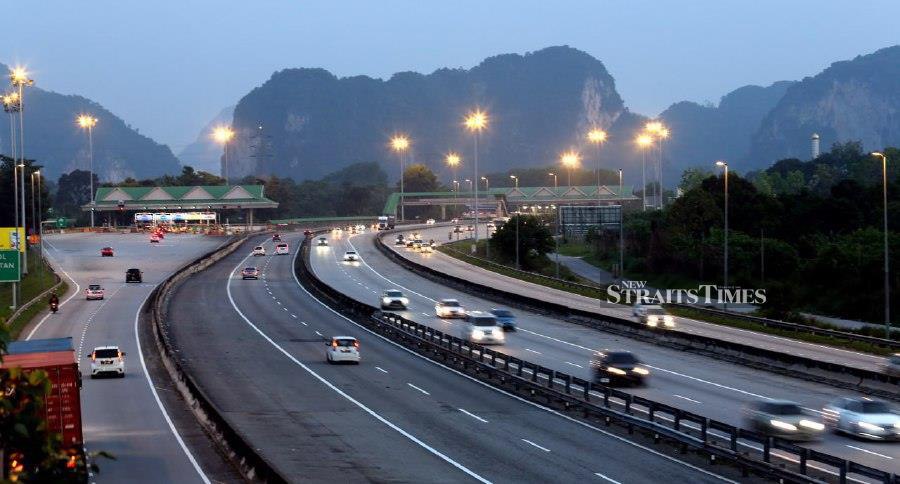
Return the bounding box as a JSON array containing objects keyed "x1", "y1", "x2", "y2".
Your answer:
[
  {"x1": 56, "y1": 217, "x2": 68, "y2": 229},
  {"x1": 0, "y1": 249, "x2": 20, "y2": 282}
]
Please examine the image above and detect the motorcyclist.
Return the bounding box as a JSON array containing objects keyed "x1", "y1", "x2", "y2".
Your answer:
[{"x1": 49, "y1": 292, "x2": 60, "y2": 311}]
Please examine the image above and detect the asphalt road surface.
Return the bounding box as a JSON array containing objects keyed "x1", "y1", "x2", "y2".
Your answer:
[
  {"x1": 25, "y1": 232, "x2": 227, "y2": 483},
  {"x1": 165, "y1": 232, "x2": 735, "y2": 483},
  {"x1": 309, "y1": 227, "x2": 900, "y2": 476}
]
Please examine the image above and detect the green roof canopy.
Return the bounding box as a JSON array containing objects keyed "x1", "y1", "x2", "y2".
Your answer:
[{"x1": 84, "y1": 185, "x2": 278, "y2": 212}]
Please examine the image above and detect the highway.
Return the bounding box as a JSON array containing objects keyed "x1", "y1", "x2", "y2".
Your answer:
[
  {"x1": 25, "y1": 232, "x2": 228, "y2": 483},
  {"x1": 165, "y1": 232, "x2": 737, "y2": 483},
  {"x1": 309, "y1": 226, "x2": 900, "y2": 476}
]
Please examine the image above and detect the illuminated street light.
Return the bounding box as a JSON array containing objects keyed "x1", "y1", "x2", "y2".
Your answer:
[
  {"x1": 78, "y1": 115, "x2": 99, "y2": 227},
  {"x1": 464, "y1": 109, "x2": 489, "y2": 246},
  {"x1": 211, "y1": 125, "x2": 235, "y2": 183},
  {"x1": 560, "y1": 150, "x2": 580, "y2": 187},
  {"x1": 587, "y1": 128, "x2": 607, "y2": 206},
  {"x1": 10, "y1": 66, "x2": 33, "y2": 275},
  {"x1": 510, "y1": 175, "x2": 518, "y2": 188},
  {"x1": 636, "y1": 134, "x2": 653, "y2": 211},
  {"x1": 872, "y1": 152, "x2": 890, "y2": 337},
  {"x1": 548, "y1": 172, "x2": 557, "y2": 191},
  {"x1": 390, "y1": 135, "x2": 410, "y2": 221},
  {"x1": 447, "y1": 152, "x2": 461, "y2": 215},
  {"x1": 715, "y1": 160, "x2": 729, "y2": 309}
]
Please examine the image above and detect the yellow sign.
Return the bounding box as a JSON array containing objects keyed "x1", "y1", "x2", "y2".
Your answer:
[{"x1": 0, "y1": 227, "x2": 26, "y2": 253}]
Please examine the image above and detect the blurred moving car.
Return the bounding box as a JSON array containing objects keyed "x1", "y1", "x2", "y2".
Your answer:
[
  {"x1": 466, "y1": 225, "x2": 474, "y2": 232},
  {"x1": 462, "y1": 312, "x2": 505, "y2": 345},
  {"x1": 421, "y1": 244, "x2": 433, "y2": 253},
  {"x1": 317, "y1": 237, "x2": 329, "y2": 247},
  {"x1": 489, "y1": 308, "x2": 517, "y2": 331},
  {"x1": 637, "y1": 305, "x2": 675, "y2": 328},
  {"x1": 125, "y1": 268, "x2": 143, "y2": 283},
  {"x1": 405, "y1": 239, "x2": 415, "y2": 248},
  {"x1": 150, "y1": 234, "x2": 160, "y2": 243},
  {"x1": 272, "y1": 233, "x2": 281, "y2": 242},
  {"x1": 343, "y1": 251, "x2": 360, "y2": 262},
  {"x1": 326, "y1": 336, "x2": 360, "y2": 364},
  {"x1": 241, "y1": 267, "x2": 260, "y2": 280},
  {"x1": 252, "y1": 245, "x2": 266, "y2": 256},
  {"x1": 88, "y1": 346, "x2": 126, "y2": 378},
  {"x1": 435, "y1": 298, "x2": 465, "y2": 318},
  {"x1": 591, "y1": 351, "x2": 649, "y2": 386},
  {"x1": 632, "y1": 297, "x2": 661, "y2": 316},
  {"x1": 885, "y1": 354, "x2": 900, "y2": 376},
  {"x1": 426, "y1": 218, "x2": 436, "y2": 225},
  {"x1": 380, "y1": 289, "x2": 409, "y2": 309},
  {"x1": 85, "y1": 284, "x2": 105, "y2": 300},
  {"x1": 453, "y1": 225, "x2": 463, "y2": 233},
  {"x1": 394, "y1": 235, "x2": 406, "y2": 246},
  {"x1": 744, "y1": 400, "x2": 825, "y2": 441},
  {"x1": 100, "y1": 247, "x2": 114, "y2": 257},
  {"x1": 275, "y1": 242, "x2": 289, "y2": 255},
  {"x1": 823, "y1": 398, "x2": 900, "y2": 440}
]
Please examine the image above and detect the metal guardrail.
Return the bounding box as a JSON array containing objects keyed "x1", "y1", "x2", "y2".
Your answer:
[
  {"x1": 298, "y1": 233, "x2": 899, "y2": 484},
  {"x1": 5, "y1": 256, "x2": 63, "y2": 333},
  {"x1": 376, "y1": 231, "x2": 900, "y2": 393}
]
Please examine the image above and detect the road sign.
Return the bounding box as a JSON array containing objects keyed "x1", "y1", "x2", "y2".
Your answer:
[
  {"x1": 56, "y1": 217, "x2": 68, "y2": 229},
  {"x1": 0, "y1": 227, "x2": 25, "y2": 253},
  {"x1": 0, "y1": 249, "x2": 20, "y2": 282}
]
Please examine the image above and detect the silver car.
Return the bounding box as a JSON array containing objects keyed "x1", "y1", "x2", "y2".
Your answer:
[
  {"x1": 823, "y1": 398, "x2": 900, "y2": 440},
  {"x1": 461, "y1": 312, "x2": 505, "y2": 345},
  {"x1": 744, "y1": 400, "x2": 824, "y2": 441}
]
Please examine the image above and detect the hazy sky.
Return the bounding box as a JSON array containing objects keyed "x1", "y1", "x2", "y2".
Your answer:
[{"x1": 7, "y1": 1, "x2": 899, "y2": 154}]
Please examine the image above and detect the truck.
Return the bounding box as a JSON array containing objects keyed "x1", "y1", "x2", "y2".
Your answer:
[
  {"x1": 377, "y1": 215, "x2": 396, "y2": 230},
  {"x1": 1, "y1": 337, "x2": 84, "y2": 448}
]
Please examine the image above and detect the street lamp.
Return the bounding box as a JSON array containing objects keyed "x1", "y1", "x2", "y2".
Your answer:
[
  {"x1": 618, "y1": 168, "x2": 624, "y2": 281},
  {"x1": 446, "y1": 153, "x2": 461, "y2": 218},
  {"x1": 32, "y1": 170, "x2": 44, "y2": 287},
  {"x1": 872, "y1": 152, "x2": 891, "y2": 337},
  {"x1": 657, "y1": 127, "x2": 670, "y2": 208},
  {"x1": 78, "y1": 114, "x2": 99, "y2": 227},
  {"x1": 636, "y1": 134, "x2": 653, "y2": 211},
  {"x1": 715, "y1": 160, "x2": 729, "y2": 310},
  {"x1": 464, "y1": 179, "x2": 472, "y2": 192},
  {"x1": 510, "y1": 175, "x2": 518, "y2": 189},
  {"x1": 11, "y1": 67, "x2": 33, "y2": 275},
  {"x1": 481, "y1": 176, "x2": 489, "y2": 191},
  {"x1": 464, "y1": 109, "x2": 488, "y2": 245},
  {"x1": 560, "y1": 151, "x2": 580, "y2": 187},
  {"x1": 587, "y1": 128, "x2": 607, "y2": 203},
  {"x1": 548, "y1": 172, "x2": 557, "y2": 192},
  {"x1": 212, "y1": 125, "x2": 235, "y2": 183},
  {"x1": 390, "y1": 135, "x2": 410, "y2": 221}
]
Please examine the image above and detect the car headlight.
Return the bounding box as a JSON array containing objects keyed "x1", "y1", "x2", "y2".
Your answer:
[
  {"x1": 646, "y1": 318, "x2": 658, "y2": 327},
  {"x1": 382, "y1": 297, "x2": 390, "y2": 304},
  {"x1": 607, "y1": 367, "x2": 626, "y2": 375},
  {"x1": 494, "y1": 329, "x2": 504, "y2": 339},
  {"x1": 400, "y1": 298, "x2": 409, "y2": 305},
  {"x1": 664, "y1": 316, "x2": 675, "y2": 327},
  {"x1": 472, "y1": 330, "x2": 484, "y2": 340},
  {"x1": 770, "y1": 420, "x2": 798, "y2": 432},
  {"x1": 798, "y1": 420, "x2": 825, "y2": 431},
  {"x1": 857, "y1": 421, "x2": 883, "y2": 432},
  {"x1": 632, "y1": 367, "x2": 649, "y2": 375},
  {"x1": 894, "y1": 422, "x2": 900, "y2": 429}
]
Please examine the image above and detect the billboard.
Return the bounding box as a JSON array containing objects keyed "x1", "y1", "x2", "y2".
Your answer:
[
  {"x1": 0, "y1": 227, "x2": 25, "y2": 252},
  {"x1": 0, "y1": 249, "x2": 20, "y2": 282},
  {"x1": 559, "y1": 205, "x2": 621, "y2": 235}
]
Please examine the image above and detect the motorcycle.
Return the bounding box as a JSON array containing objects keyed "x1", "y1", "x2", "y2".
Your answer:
[{"x1": 50, "y1": 301, "x2": 59, "y2": 314}]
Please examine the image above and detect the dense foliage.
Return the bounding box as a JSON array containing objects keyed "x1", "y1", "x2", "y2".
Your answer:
[
  {"x1": 490, "y1": 215, "x2": 555, "y2": 271},
  {"x1": 0, "y1": 157, "x2": 52, "y2": 230}
]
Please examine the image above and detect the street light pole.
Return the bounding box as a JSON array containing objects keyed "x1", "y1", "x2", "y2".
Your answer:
[
  {"x1": 12, "y1": 67, "x2": 33, "y2": 274},
  {"x1": 548, "y1": 172, "x2": 557, "y2": 192},
  {"x1": 78, "y1": 115, "x2": 98, "y2": 228},
  {"x1": 390, "y1": 135, "x2": 410, "y2": 221},
  {"x1": 716, "y1": 160, "x2": 729, "y2": 310},
  {"x1": 465, "y1": 110, "x2": 488, "y2": 248},
  {"x1": 619, "y1": 168, "x2": 624, "y2": 281},
  {"x1": 212, "y1": 125, "x2": 235, "y2": 184},
  {"x1": 446, "y1": 153, "x2": 460, "y2": 220},
  {"x1": 872, "y1": 152, "x2": 891, "y2": 337},
  {"x1": 587, "y1": 128, "x2": 607, "y2": 205}
]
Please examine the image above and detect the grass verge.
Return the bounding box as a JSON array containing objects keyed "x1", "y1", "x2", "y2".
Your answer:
[{"x1": 1, "y1": 250, "x2": 65, "y2": 340}]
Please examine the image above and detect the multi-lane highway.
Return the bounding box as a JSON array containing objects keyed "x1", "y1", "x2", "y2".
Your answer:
[
  {"x1": 309, "y1": 227, "x2": 900, "y2": 475},
  {"x1": 25, "y1": 232, "x2": 228, "y2": 483},
  {"x1": 164, "y1": 232, "x2": 738, "y2": 483}
]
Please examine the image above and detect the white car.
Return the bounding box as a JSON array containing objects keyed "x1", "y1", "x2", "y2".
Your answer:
[
  {"x1": 632, "y1": 298, "x2": 660, "y2": 316},
  {"x1": 326, "y1": 336, "x2": 360, "y2": 364},
  {"x1": 85, "y1": 284, "x2": 105, "y2": 300},
  {"x1": 435, "y1": 299, "x2": 466, "y2": 318},
  {"x1": 275, "y1": 242, "x2": 289, "y2": 255},
  {"x1": 426, "y1": 218, "x2": 436, "y2": 225},
  {"x1": 251, "y1": 245, "x2": 266, "y2": 256},
  {"x1": 343, "y1": 251, "x2": 360, "y2": 262},
  {"x1": 380, "y1": 289, "x2": 409, "y2": 309},
  {"x1": 421, "y1": 244, "x2": 434, "y2": 253},
  {"x1": 88, "y1": 345, "x2": 126, "y2": 378},
  {"x1": 637, "y1": 305, "x2": 675, "y2": 328},
  {"x1": 823, "y1": 398, "x2": 900, "y2": 440},
  {"x1": 461, "y1": 312, "x2": 505, "y2": 345}
]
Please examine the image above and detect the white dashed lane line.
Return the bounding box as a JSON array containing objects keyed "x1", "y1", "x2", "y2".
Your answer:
[
  {"x1": 595, "y1": 473, "x2": 623, "y2": 484},
  {"x1": 521, "y1": 439, "x2": 551, "y2": 452},
  {"x1": 458, "y1": 408, "x2": 488, "y2": 423},
  {"x1": 375, "y1": 366, "x2": 389, "y2": 373},
  {"x1": 673, "y1": 395, "x2": 702, "y2": 404},
  {"x1": 845, "y1": 445, "x2": 893, "y2": 460},
  {"x1": 407, "y1": 383, "x2": 431, "y2": 395}
]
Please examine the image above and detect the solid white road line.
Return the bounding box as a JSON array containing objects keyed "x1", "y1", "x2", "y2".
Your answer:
[
  {"x1": 228, "y1": 242, "x2": 492, "y2": 484},
  {"x1": 595, "y1": 473, "x2": 623, "y2": 484},
  {"x1": 407, "y1": 383, "x2": 431, "y2": 395},
  {"x1": 458, "y1": 408, "x2": 489, "y2": 423},
  {"x1": 26, "y1": 247, "x2": 82, "y2": 341},
  {"x1": 672, "y1": 395, "x2": 702, "y2": 404},
  {"x1": 521, "y1": 439, "x2": 550, "y2": 452},
  {"x1": 375, "y1": 366, "x2": 389, "y2": 373},
  {"x1": 845, "y1": 445, "x2": 893, "y2": 460}
]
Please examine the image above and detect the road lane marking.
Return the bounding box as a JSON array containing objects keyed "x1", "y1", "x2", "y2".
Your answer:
[
  {"x1": 845, "y1": 445, "x2": 893, "y2": 459},
  {"x1": 525, "y1": 348, "x2": 541, "y2": 354},
  {"x1": 26, "y1": 247, "x2": 82, "y2": 341},
  {"x1": 595, "y1": 473, "x2": 623, "y2": 484},
  {"x1": 226, "y1": 251, "x2": 491, "y2": 484},
  {"x1": 291, "y1": 314, "x2": 297, "y2": 318},
  {"x1": 565, "y1": 361, "x2": 583, "y2": 368},
  {"x1": 315, "y1": 330, "x2": 322, "y2": 337},
  {"x1": 458, "y1": 408, "x2": 488, "y2": 423},
  {"x1": 521, "y1": 439, "x2": 550, "y2": 452},
  {"x1": 375, "y1": 366, "x2": 388, "y2": 373},
  {"x1": 407, "y1": 383, "x2": 430, "y2": 395},
  {"x1": 673, "y1": 395, "x2": 702, "y2": 404}
]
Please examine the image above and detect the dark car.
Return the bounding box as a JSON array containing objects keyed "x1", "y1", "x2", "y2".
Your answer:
[
  {"x1": 125, "y1": 268, "x2": 143, "y2": 283},
  {"x1": 490, "y1": 309, "x2": 517, "y2": 331},
  {"x1": 591, "y1": 351, "x2": 649, "y2": 386},
  {"x1": 273, "y1": 234, "x2": 282, "y2": 242},
  {"x1": 241, "y1": 267, "x2": 260, "y2": 280}
]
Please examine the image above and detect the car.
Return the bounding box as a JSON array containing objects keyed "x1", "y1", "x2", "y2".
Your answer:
[
  {"x1": 486, "y1": 222, "x2": 496, "y2": 229},
  {"x1": 451, "y1": 218, "x2": 459, "y2": 224},
  {"x1": 462, "y1": 312, "x2": 505, "y2": 344},
  {"x1": 490, "y1": 308, "x2": 517, "y2": 331},
  {"x1": 632, "y1": 297, "x2": 661, "y2": 316},
  {"x1": 637, "y1": 305, "x2": 675, "y2": 328},
  {"x1": 251, "y1": 246, "x2": 266, "y2": 256},
  {"x1": 275, "y1": 242, "x2": 289, "y2": 255},
  {"x1": 125, "y1": 268, "x2": 143, "y2": 283},
  {"x1": 150, "y1": 234, "x2": 160, "y2": 243},
  {"x1": 356, "y1": 224, "x2": 366, "y2": 232},
  {"x1": 331, "y1": 227, "x2": 343, "y2": 234},
  {"x1": 241, "y1": 267, "x2": 260, "y2": 280},
  {"x1": 380, "y1": 289, "x2": 409, "y2": 309},
  {"x1": 466, "y1": 225, "x2": 474, "y2": 232},
  {"x1": 744, "y1": 400, "x2": 825, "y2": 441},
  {"x1": 412, "y1": 239, "x2": 424, "y2": 250},
  {"x1": 429, "y1": 239, "x2": 437, "y2": 247},
  {"x1": 823, "y1": 398, "x2": 900, "y2": 440},
  {"x1": 85, "y1": 284, "x2": 105, "y2": 300},
  {"x1": 885, "y1": 354, "x2": 900, "y2": 377},
  {"x1": 453, "y1": 225, "x2": 463, "y2": 233},
  {"x1": 343, "y1": 251, "x2": 360, "y2": 262},
  {"x1": 88, "y1": 345, "x2": 126, "y2": 378},
  {"x1": 591, "y1": 351, "x2": 649, "y2": 386},
  {"x1": 394, "y1": 236, "x2": 406, "y2": 246},
  {"x1": 426, "y1": 218, "x2": 436, "y2": 225},
  {"x1": 326, "y1": 336, "x2": 360, "y2": 364},
  {"x1": 100, "y1": 247, "x2": 114, "y2": 257},
  {"x1": 317, "y1": 237, "x2": 329, "y2": 247},
  {"x1": 435, "y1": 298, "x2": 465, "y2": 318},
  {"x1": 405, "y1": 240, "x2": 415, "y2": 248},
  {"x1": 421, "y1": 244, "x2": 433, "y2": 253},
  {"x1": 272, "y1": 233, "x2": 282, "y2": 242}
]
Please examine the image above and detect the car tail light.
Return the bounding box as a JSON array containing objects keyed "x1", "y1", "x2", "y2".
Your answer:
[
  {"x1": 354, "y1": 341, "x2": 360, "y2": 348},
  {"x1": 331, "y1": 341, "x2": 338, "y2": 348}
]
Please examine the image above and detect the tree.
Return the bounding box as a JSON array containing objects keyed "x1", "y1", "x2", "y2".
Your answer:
[
  {"x1": 0, "y1": 157, "x2": 52, "y2": 229},
  {"x1": 489, "y1": 215, "x2": 554, "y2": 270},
  {"x1": 678, "y1": 167, "x2": 711, "y2": 194},
  {"x1": 400, "y1": 164, "x2": 440, "y2": 193},
  {"x1": 54, "y1": 170, "x2": 98, "y2": 225}
]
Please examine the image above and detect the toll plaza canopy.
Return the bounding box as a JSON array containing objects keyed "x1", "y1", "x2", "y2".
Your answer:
[{"x1": 83, "y1": 185, "x2": 278, "y2": 212}]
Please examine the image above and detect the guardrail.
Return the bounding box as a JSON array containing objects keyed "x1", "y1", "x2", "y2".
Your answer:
[
  {"x1": 5, "y1": 257, "x2": 63, "y2": 333},
  {"x1": 374, "y1": 230, "x2": 900, "y2": 400},
  {"x1": 298, "y1": 232, "x2": 898, "y2": 484}
]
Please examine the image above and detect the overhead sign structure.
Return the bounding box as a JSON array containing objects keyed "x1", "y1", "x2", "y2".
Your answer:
[
  {"x1": 0, "y1": 249, "x2": 20, "y2": 282},
  {"x1": 0, "y1": 227, "x2": 25, "y2": 253}
]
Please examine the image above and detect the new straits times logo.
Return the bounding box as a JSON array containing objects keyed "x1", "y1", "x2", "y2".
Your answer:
[{"x1": 607, "y1": 280, "x2": 767, "y2": 305}]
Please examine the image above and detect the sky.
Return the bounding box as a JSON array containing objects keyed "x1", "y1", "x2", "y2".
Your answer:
[{"x1": 7, "y1": 1, "x2": 899, "y2": 155}]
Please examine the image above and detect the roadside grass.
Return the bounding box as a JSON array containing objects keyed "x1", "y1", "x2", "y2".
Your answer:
[
  {"x1": 5, "y1": 281, "x2": 69, "y2": 340},
  {"x1": 1, "y1": 250, "x2": 65, "y2": 340}
]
